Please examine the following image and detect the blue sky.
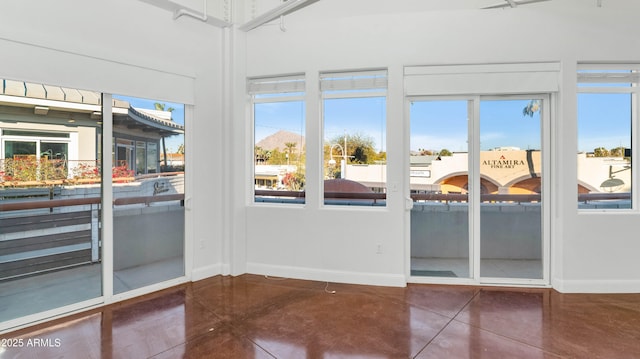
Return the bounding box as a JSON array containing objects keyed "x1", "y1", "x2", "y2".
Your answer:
[
  {"x1": 255, "y1": 97, "x2": 387, "y2": 152},
  {"x1": 114, "y1": 95, "x2": 185, "y2": 153},
  {"x1": 410, "y1": 99, "x2": 543, "y2": 152},
  {"x1": 410, "y1": 100, "x2": 468, "y2": 153},
  {"x1": 323, "y1": 97, "x2": 386, "y2": 152},
  {"x1": 577, "y1": 93, "x2": 630, "y2": 152},
  {"x1": 255, "y1": 95, "x2": 630, "y2": 154},
  {"x1": 254, "y1": 101, "x2": 305, "y2": 146}
]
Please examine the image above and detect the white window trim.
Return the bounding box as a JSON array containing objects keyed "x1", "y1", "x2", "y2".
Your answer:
[
  {"x1": 577, "y1": 64, "x2": 639, "y2": 212},
  {"x1": 249, "y1": 74, "x2": 307, "y2": 206},
  {"x1": 320, "y1": 69, "x2": 389, "y2": 208}
]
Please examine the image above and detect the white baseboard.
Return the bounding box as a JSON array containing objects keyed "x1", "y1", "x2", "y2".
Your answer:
[
  {"x1": 191, "y1": 263, "x2": 223, "y2": 281},
  {"x1": 246, "y1": 262, "x2": 406, "y2": 287},
  {"x1": 553, "y1": 278, "x2": 640, "y2": 293}
]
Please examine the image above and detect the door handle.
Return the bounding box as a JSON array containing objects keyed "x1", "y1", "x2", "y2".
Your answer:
[{"x1": 405, "y1": 196, "x2": 414, "y2": 210}]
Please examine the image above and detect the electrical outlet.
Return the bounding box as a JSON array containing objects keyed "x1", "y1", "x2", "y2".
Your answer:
[{"x1": 376, "y1": 244, "x2": 382, "y2": 254}]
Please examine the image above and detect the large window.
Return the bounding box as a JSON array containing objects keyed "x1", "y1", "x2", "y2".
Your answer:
[
  {"x1": 321, "y1": 70, "x2": 387, "y2": 206},
  {"x1": 2, "y1": 130, "x2": 71, "y2": 181},
  {"x1": 577, "y1": 66, "x2": 638, "y2": 210},
  {"x1": 250, "y1": 75, "x2": 306, "y2": 204}
]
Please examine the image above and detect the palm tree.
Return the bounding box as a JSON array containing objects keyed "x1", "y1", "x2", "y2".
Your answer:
[
  {"x1": 284, "y1": 142, "x2": 297, "y2": 166},
  {"x1": 154, "y1": 103, "x2": 175, "y2": 113},
  {"x1": 255, "y1": 146, "x2": 268, "y2": 164},
  {"x1": 523, "y1": 100, "x2": 540, "y2": 117}
]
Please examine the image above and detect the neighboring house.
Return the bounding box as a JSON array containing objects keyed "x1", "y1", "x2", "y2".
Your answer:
[
  {"x1": 0, "y1": 79, "x2": 184, "y2": 181},
  {"x1": 255, "y1": 165, "x2": 297, "y2": 189}
]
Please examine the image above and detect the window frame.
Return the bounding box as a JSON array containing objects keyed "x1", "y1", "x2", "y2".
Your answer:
[
  {"x1": 577, "y1": 64, "x2": 639, "y2": 212},
  {"x1": 249, "y1": 74, "x2": 307, "y2": 205},
  {"x1": 320, "y1": 69, "x2": 389, "y2": 207}
]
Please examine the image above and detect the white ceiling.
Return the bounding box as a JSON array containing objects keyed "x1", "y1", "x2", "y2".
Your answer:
[{"x1": 136, "y1": 0, "x2": 633, "y2": 30}]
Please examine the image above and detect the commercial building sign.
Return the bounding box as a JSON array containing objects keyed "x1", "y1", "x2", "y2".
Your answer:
[
  {"x1": 482, "y1": 155, "x2": 526, "y2": 169},
  {"x1": 410, "y1": 170, "x2": 431, "y2": 178}
]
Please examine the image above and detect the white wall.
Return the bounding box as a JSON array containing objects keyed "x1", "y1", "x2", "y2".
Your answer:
[
  {"x1": 241, "y1": 0, "x2": 640, "y2": 291},
  {"x1": 0, "y1": 0, "x2": 226, "y2": 282}
]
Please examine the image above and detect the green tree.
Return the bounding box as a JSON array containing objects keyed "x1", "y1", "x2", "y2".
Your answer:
[
  {"x1": 353, "y1": 146, "x2": 369, "y2": 164},
  {"x1": 439, "y1": 148, "x2": 453, "y2": 156},
  {"x1": 177, "y1": 143, "x2": 185, "y2": 155},
  {"x1": 269, "y1": 148, "x2": 287, "y2": 165},
  {"x1": 328, "y1": 133, "x2": 378, "y2": 164},
  {"x1": 593, "y1": 147, "x2": 610, "y2": 157},
  {"x1": 610, "y1": 146, "x2": 625, "y2": 157},
  {"x1": 374, "y1": 151, "x2": 387, "y2": 163}
]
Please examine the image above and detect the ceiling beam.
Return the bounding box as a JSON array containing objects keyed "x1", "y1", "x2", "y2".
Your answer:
[
  {"x1": 239, "y1": 0, "x2": 321, "y2": 32},
  {"x1": 482, "y1": 0, "x2": 553, "y2": 9},
  {"x1": 137, "y1": 0, "x2": 231, "y2": 28}
]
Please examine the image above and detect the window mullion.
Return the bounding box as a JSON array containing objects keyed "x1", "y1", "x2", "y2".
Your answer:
[{"x1": 102, "y1": 93, "x2": 114, "y2": 302}]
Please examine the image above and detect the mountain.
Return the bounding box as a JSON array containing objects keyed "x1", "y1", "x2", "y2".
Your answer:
[{"x1": 256, "y1": 130, "x2": 305, "y2": 151}]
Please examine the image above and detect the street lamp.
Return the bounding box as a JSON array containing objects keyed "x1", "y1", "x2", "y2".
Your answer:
[
  {"x1": 600, "y1": 163, "x2": 630, "y2": 192},
  {"x1": 329, "y1": 143, "x2": 346, "y2": 179}
]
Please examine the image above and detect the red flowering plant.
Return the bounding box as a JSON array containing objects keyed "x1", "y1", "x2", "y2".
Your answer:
[
  {"x1": 112, "y1": 164, "x2": 134, "y2": 183},
  {"x1": 0, "y1": 158, "x2": 135, "y2": 185},
  {"x1": 71, "y1": 162, "x2": 101, "y2": 180},
  {"x1": 70, "y1": 161, "x2": 133, "y2": 183},
  {"x1": 0, "y1": 169, "x2": 9, "y2": 182},
  {"x1": 39, "y1": 159, "x2": 67, "y2": 180},
  {"x1": 0, "y1": 158, "x2": 66, "y2": 182},
  {"x1": 282, "y1": 171, "x2": 305, "y2": 191}
]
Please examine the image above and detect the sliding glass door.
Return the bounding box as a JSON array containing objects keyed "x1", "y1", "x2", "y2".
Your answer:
[
  {"x1": 409, "y1": 95, "x2": 548, "y2": 284},
  {"x1": 1, "y1": 82, "x2": 189, "y2": 331}
]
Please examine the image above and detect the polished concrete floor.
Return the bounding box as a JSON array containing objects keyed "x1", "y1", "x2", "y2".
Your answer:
[{"x1": 2, "y1": 274, "x2": 640, "y2": 358}]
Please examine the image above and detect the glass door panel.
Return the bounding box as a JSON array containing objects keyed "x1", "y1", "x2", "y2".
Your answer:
[
  {"x1": 136, "y1": 141, "x2": 146, "y2": 175},
  {"x1": 115, "y1": 139, "x2": 134, "y2": 171},
  {"x1": 479, "y1": 98, "x2": 543, "y2": 280},
  {"x1": 147, "y1": 143, "x2": 158, "y2": 173},
  {"x1": 111, "y1": 95, "x2": 185, "y2": 294},
  {"x1": 410, "y1": 100, "x2": 471, "y2": 278},
  {"x1": 0, "y1": 84, "x2": 102, "y2": 326}
]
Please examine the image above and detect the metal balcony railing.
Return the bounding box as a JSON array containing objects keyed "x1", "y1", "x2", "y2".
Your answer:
[{"x1": 255, "y1": 190, "x2": 631, "y2": 205}]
